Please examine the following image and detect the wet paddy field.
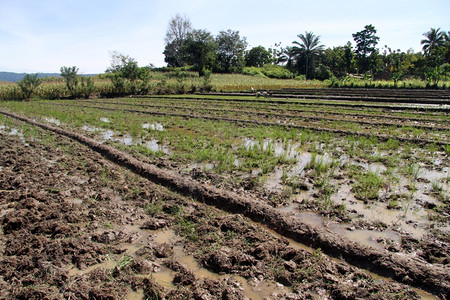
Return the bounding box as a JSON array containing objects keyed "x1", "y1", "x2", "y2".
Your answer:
[{"x1": 0, "y1": 89, "x2": 449, "y2": 299}]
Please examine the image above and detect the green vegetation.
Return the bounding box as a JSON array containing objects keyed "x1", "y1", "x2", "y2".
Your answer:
[{"x1": 17, "y1": 74, "x2": 42, "y2": 100}]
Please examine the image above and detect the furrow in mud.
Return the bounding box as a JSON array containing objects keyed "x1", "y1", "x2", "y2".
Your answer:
[{"x1": 1, "y1": 108, "x2": 448, "y2": 297}]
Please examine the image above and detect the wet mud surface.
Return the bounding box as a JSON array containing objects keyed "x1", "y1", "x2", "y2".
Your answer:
[{"x1": 0, "y1": 110, "x2": 449, "y2": 299}]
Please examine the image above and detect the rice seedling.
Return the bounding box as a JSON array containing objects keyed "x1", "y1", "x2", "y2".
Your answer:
[{"x1": 352, "y1": 171, "x2": 385, "y2": 202}]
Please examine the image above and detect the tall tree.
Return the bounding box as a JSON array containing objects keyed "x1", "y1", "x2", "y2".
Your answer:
[
  {"x1": 291, "y1": 31, "x2": 324, "y2": 79},
  {"x1": 183, "y1": 29, "x2": 218, "y2": 75},
  {"x1": 421, "y1": 28, "x2": 446, "y2": 56},
  {"x1": 352, "y1": 24, "x2": 380, "y2": 73},
  {"x1": 215, "y1": 29, "x2": 248, "y2": 73},
  {"x1": 245, "y1": 46, "x2": 272, "y2": 67},
  {"x1": 163, "y1": 14, "x2": 192, "y2": 67},
  {"x1": 106, "y1": 51, "x2": 139, "y2": 81},
  {"x1": 276, "y1": 46, "x2": 296, "y2": 71}
]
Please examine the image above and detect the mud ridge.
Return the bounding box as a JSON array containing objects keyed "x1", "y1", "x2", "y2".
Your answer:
[
  {"x1": 1, "y1": 109, "x2": 449, "y2": 297},
  {"x1": 59, "y1": 103, "x2": 449, "y2": 146}
]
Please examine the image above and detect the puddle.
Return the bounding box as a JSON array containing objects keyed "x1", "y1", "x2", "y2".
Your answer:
[
  {"x1": 82, "y1": 125, "x2": 101, "y2": 132},
  {"x1": 263, "y1": 166, "x2": 284, "y2": 191},
  {"x1": 0, "y1": 125, "x2": 26, "y2": 143},
  {"x1": 330, "y1": 225, "x2": 401, "y2": 251},
  {"x1": 101, "y1": 130, "x2": 134, "y2": 146},
  {"x1": 44, "y1": 117, "x2": 61, "y2": 126},
  {"x1": 145, "y1": 139, "x2": 170, "y2": 154},
  {"x1": 146, "y1": 229, "x2": 290, "y2": 299},
  {"x1": 68, "y1": 259, "x2": 117, "y2": 276},
  {"x1": 152, "y1": 229, "x2": 177, "y2": 244},
  {"x1": 242, "y1": 138, "x2": 300, "y2": 160},
  {"x1": 419, "y1": 167, "x2": 449, "y2": 182},
  {"x1": 81, "y1": 125, "x2": 170, "y2": 154},
  {"x1": 143, "y1": 123, "x2": 164, "y2": 131},
  {"x1": 127, "y1": 289, "x2": 144, "y2": 300}
]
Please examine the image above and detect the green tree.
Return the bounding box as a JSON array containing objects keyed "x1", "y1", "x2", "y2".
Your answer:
[
  {"x1": 321, "y1": 45, "x2": 356, "y2": 77},
  {"x1": 60, "y1": 66, "x2": 79, "y2": 98},
  {"x1": 292, "y1": 31, "x2": 324, "y2": 79},
  {"x1": 245, "y1": 46, "x2": 272, "y2": 67},
  {"x1": 163, "y1": 14, "x2": 192, "y2": 67},
  {"x1": 106, "y1": 52, "x2": 151, "y2": 95},
  {"x1": 421, "y1": 28, "x2": 446, "y2": 56},
  {"x1": 421, "y1": 28, "x2": 448, "y2": 70},
  {"x1": 183, "y1": 29, "x2": 218, "y2": 75},
  {"x1": 445, "y1": 31, "x2": 450, "y2": 63},
  {"x1": 352, "y1": 24, "x2": 380, "y2": 73},
  {"x1": 17, "y1": 73, "x2": 41, "y2": 100},
  {"x1": 215, "y1": 29, "x2": 248, "y2": 73},
  {"x1": 275, "y1": 46, "x2": 296, "y2": 72}
]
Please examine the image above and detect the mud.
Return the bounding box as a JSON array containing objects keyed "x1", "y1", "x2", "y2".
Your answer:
[{"x1": 1, "y1": 109, "x2": 449, "y2": 298}]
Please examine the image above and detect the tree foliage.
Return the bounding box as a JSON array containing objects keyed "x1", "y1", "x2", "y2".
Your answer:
[
  {"x1": 352, "y1": 25, "x2": 380, "y2": 73},
  {"x1": 164, "y1": 14, "x2": 192, "y2": 67},
  {"x1": 292, "y1": 32, "x2": 324, "y2": 79},
  {"x1": 183, "y1": 29, "x2": 218, "y2": 75},
  {"x1": 60, "y1": 66, "x2": 79, "y2": 98},
  {"x1": 17, "y1": 74, "x2": 41, "y2": 100},
  {"x1": 215, "y1": 29, "x2": 248, "y2": 73},
  {"x1": 245, "y1": 46, "x2": 272, "y2": 67}
]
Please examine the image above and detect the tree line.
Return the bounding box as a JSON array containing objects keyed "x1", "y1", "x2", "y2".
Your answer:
[{"x1": 163, "y1": 15, "x2": 450, "y2": 83}]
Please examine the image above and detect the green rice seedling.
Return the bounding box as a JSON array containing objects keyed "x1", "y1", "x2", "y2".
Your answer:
[
  {"x1": 115, "y1": 255, "x2": 133, "y2": 269},
  {"x1": 404, "y1": 164, "x2": 421, "y2": 180},
  {"x1": 305, "y1": 152, "x2": 330, "y2": 177},
  {"x1": 174, "y1": 216, "x2": 198, "y2": 242},
  {"x1": 281, "y1": 167, "x2": 288, "y2": 183},
  {"x1": 319, "y1": 180, "x2": 334, "y2": 210},
  {"x1": 347, "y1": 140, "x2": 356, "y2": 158},
  {"x1": 382, "y1": 138, "x2": 400, "y2": 151},
  {"x1": 431, "y1": 182, "x2": 448, "y2": 202},
  {"x1": 145, "y1": 201, "x2": 163, "y2": 216},
  {"x1": 352, "y1": 171, "x2": 385, "y2": 202}
]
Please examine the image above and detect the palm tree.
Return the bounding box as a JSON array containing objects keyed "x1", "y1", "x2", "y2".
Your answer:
[
  {"x1": 421, "y1": 28, "x2": 445, "y2": 56},
  {"x1": 292, "y1": 32, "x2": 324, "y2": 79},
  {"x1": 276, "y1": 46, "x2": 295, "y2": 69}
]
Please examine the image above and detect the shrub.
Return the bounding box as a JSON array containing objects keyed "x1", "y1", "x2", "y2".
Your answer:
[
  {"x1": 60, "y1": 66, "x2": 80, "y2": 98},
  {"x1": 261, "y1": 64, "x2": 294, "y2": 79},
  {"x1": 17, "y1": 74, "x2": 41, "y2": 100},
  {"x1": 242, "y1": 67, "x2": 266, "y2": 78},
  {"x1": 80, "y1": 77, "x2": 95, "y2": 99}
]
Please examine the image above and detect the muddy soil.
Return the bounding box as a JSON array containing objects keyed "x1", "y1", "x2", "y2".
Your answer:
[{"x1": 0, "y1": 115, "x2": 443, "y2": 299}]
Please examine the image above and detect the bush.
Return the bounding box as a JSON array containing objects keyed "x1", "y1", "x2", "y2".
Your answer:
[
  {"x1": 242, "y1": 67, "x2": 266, "y2": 77},
  {"x1": 242, "y1": 65, "x2": 294, "y2": 79},
  {"x1": 60, "y1": 66, "x2": 80, "y2": 98},
  {"x1": 261, "y1": 64, "x2": 294, "y2": 79},
  {"x1": 313, "y1": 64, "x2": 333, "y2": 80},
  {"x1": 17, "y1": 74, "x2": 42, "y2": 100}
]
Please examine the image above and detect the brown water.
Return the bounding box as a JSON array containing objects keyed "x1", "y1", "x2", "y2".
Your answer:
[{"x1": 149, "y1": 229, "x2": 290, "y2": 299}]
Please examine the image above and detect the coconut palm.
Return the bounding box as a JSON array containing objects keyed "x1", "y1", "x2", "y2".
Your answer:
[
  {"x1": 292, "y1": 32, "x2": 324, "y2": 79},
  {"x1": 421, "y1": 28, "x2": 446, "y2": 56}
]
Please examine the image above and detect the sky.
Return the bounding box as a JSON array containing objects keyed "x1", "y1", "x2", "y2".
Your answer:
[{"x1": 1, "y1": 0, "x2": 449, "y2": 74}]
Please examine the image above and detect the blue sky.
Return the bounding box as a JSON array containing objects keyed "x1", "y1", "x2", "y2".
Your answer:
[{"x1": 1, "y1": 0, "x2": 449, "y2": 73}]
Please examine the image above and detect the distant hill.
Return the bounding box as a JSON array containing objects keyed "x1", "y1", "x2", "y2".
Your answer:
[
  {"x1": 0, "y1": 72, "x2": 60, "y2": 82},
  {"x1": 0, "y1": 71, "x2": 96, "y2": 82}
]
